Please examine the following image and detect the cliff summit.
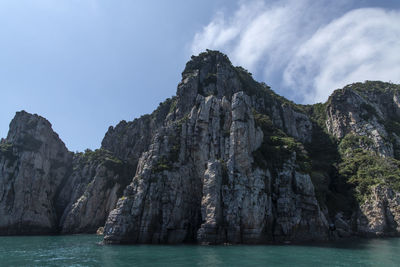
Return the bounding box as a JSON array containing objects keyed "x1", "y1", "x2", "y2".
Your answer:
[{"x1": 1, "y1": 51, "x2": 400, "y2": 243}]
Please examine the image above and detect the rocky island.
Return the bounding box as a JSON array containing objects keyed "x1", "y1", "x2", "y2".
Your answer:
[{"x1": 1, "y1": 51, "x2": 399, "y2": 244}]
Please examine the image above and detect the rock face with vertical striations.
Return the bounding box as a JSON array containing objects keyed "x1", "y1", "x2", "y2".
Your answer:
[
  {"x1": 0, "y1": 111, "x2": 72, "y2": 234},
  {"x1": 57, "y1": 149, "x2": 133, "y2": 234},
  {"x1": 325, "y1": 82, "x2": 400, "y2": 236},
  {"x1": 103, "y1": 51, "x2": 328, "y2": 244},
  {"x1": 1, "y1": 51, "x2": 400, "y2": 243},
  {"x1": 0, "y1": 113, "x2": 133, "y2": 235}
]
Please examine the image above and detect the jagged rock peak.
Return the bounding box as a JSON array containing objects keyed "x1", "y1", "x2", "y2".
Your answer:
[
  {"x1": 2, "y1": 52, "x2": 400, "y2": 243},
  {"x1": 175, "y1": 50, "x2": 254, "y2": 121},
  {"x1": 177, "y1": 50, "x2": 243, "y2": 103},
  {"x1": 0, "y1": 110, "x2": 72, "y2": 235},
  {"x1": 326, "y1": 81, "x2": 400, "y2": 157},
  {"x1": 5, "y1": 110, "x2": 66, "y2": 150},
  {"x1": 182, "y1": 50, "x2": 233, "y2": 77},
  {"x1": 0, "y1": 110, "x2": 133, "y2": 235},
  {"x1": 8, "y1": 110, "x2": 51, "y2": 134},
  {"x1": 101, "y1": 52, "x2": 326, "y2": 244}
]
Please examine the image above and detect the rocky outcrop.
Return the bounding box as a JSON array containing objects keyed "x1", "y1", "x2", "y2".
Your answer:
[
  {"x1": 357, "y1": 185, "x2": 400, "y2": 236},
  {"x1": 103, "y1": 51, "x2": 328, "y2": 244},
  {"x1": 58, "y1": 150, "x2": 132, "y2": 234},
  {"x1": 326, "y1": 83, "x2": 400, "y2": 157},
  {"x1": 1, "y1": 51, "x2": 400, "y2": 244},
  {"x1": 0, "y1": 113, "x2": 132, "y2": 235},
  {"x1": 0, "y1": 111, "x2": 72, "y2": 234},
  {"x1": 325, "y1": 81, "x2": 400, "y2": 237},
  {"x1": 101, "y1": 98, "x2": 172, "y2": 167}
]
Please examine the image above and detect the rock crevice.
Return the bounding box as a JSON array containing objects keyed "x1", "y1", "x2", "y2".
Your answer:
[{"x1": 1, "y1": 51, "x2": 400, "y2": 243}]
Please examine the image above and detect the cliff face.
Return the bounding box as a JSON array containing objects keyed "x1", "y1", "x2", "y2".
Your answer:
[
  {"x1": 326, "y1": 84, "x2": 400, "y2": 158},
  {"x1": 1, "y1": 51, "x2": 400, "y2": 243},
  {"x1": 0, "y1": 114, "x2": 132, "y2": 235},
  {"x1": 357, "y1": 185, "x2": 400, "y2": 236},
  {"x1": 326, "y1": 82, "x2": 400, "y2": 236},
  {"x1": 103, "y1": 52, "x2": 327, "y2": 244},
  {"x1": 0, "y1": 111, "x2": 72, "y2": 234},
  {"x1": 57, "y1": 149, "x2": 132, "y2": 234}
]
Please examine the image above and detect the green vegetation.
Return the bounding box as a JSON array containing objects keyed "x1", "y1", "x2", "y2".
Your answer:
[
  {"x1": 338, "y1": 134, "x2": 400, "y2": 203},
  {"x1": 0, "y1": 142, "x2": 14, "y2": 155},
  {"x1": 152, "y1": 96, "x2": 177, "y2": 120},
  {"x1": 235, "y1": 67, "x2": 306, "y2": 115},
  {"x1": 0, "y1": 142, "x2": 18, "y2": 166},
  {"x1": 103, "y1": 156, "x2": 124, "y2": 173},
  {"x1": 168, "y1": 98, "x2": 178, "y2": 114},
  {"x1": 252, "y1": 110, "x2": 310, "y2": 173},
  {"x1": 339, "y1": 149, "x2": 400, "y2": 203},
  {"x1": 338, "y1": 134, "x2": 374, "y2": 156},
  {"x1": 75, "y1": 148, "x2": 134, "y2": 196},
  {"x1": 302, "y1": 82, "x2": 400, "y2": 211},
  {"x1": 183, "y1": 49, "x2": 231, "y2": 76},
  {"x1": 152, "y1": 156, "x2": 174, "y2": 173},
  {"x1": 348, "y1": 80, "x2": 400, "y2": 96},
  {"x1": 76, "y1": 148, "x2": 125, "y2": 175},
  {"x1": 306, "y1": 102, "x2": 328, "y2": 129}
]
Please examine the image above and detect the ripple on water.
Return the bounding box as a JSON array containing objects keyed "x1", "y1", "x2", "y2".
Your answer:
[{"x1": 0, "y1": 235, "x2": 400, "y2": 267}]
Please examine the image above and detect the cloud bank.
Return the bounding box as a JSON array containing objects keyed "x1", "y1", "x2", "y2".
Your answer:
[{"x1": 191, "y1": 0, "x2": 400, "y2": 103}]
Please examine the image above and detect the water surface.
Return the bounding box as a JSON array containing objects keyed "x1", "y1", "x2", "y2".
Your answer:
[{"x1": 0, "y1": 235, "x2": 399, "y2": 266}]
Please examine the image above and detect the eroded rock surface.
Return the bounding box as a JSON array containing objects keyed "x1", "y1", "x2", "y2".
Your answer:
[
  {"x1": 0, "y1": 113, "x2": 133, "y2": 235},
  {"x1": 103, "y1": 51, "x2": 328, "y2": 244},
  {"x1": 357, "y1": 185, "x2": 400, "y2": 236},
  {"x1": 0, "y1": 111, "x2": 72, "y2": 234},
  {"x1": 58, "y1": 150, "x2": 132, "y2": 234},
  {"x1": 1, "y1": 51, "x2": 400, "y2": 244}
]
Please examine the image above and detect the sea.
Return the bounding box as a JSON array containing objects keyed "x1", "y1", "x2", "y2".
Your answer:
[{"x1": 0, "y1": 235, "x2": 399, "y2": 266}]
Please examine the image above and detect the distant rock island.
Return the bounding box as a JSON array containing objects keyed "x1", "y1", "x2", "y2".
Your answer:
[{"x1": 1, "y1": 50, "x2": 399, "y2": 244}]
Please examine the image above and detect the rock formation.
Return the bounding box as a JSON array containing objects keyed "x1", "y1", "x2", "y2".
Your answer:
[
  {"x1": 0, "y1": 111, "x2": 72, "y2": 234},
  {"x1": 0, "y1": 50, "x2": 400, "y2": 244},
  {"x1": 103, "y1": 52, "x2": 327, "y2": 244},
  {"x1": 58, "y1": 149, "x2": 132, "y2": 234},
  {"x1": 0, "y1": 114, "x2": 132, "y2": 235}
]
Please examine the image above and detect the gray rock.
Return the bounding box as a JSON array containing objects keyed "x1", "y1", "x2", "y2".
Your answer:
[
  {"x1": 103, "y1": 51, "x2": 328, "y2": 244},
  {"x1": 2, "y1": 51, "x2": 400, "y2": 244},
  {"x1": 0, "y1": 111, "x2": 72, "y2": 234},
  {"x1": 0, "y1": 112, "x2": 133, "y2": 235},
  {"x1": 58, "y1": 151, "x2": 132, "y2": 234},
  {"x1": 357, "y1": 185, "x2": 400, "y2": 236},
  {"x1": 326, "y1": 86, "x2": 395, "y2": 157}
]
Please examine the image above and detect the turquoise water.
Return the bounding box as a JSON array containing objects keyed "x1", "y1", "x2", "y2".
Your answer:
[{"x1": 0, "y1": 235, "x2": 399, "y2": 266}]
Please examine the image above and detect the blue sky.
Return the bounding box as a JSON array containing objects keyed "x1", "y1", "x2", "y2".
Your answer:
[{"x1": 1, "y1": 0, "x2": 399, "y2": 152}]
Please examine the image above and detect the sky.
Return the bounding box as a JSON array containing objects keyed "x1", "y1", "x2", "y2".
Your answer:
[{"x1": 1, "y1": 0, "x2": 399, "y2": 152}]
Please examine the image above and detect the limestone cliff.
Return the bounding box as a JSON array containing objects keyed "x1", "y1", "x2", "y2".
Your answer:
[
  {"x1": 325, "y1": 81, "x2": 400, "y2": 236},
  {"x1": 103, "y1": 51, "x2": 327, "y2": 244},
  {"x1": 0, "y1": 111, "x2": 72, "y2": 234},
  {"x1": 0, "y1": 114, "x2": 132, "y2": 235},
  {"x1": 58, "y1": 149, "x2": 132, "y2": 234},
  {"x1": 1, "y1": 51, "x2": 399, "y2": 243}
]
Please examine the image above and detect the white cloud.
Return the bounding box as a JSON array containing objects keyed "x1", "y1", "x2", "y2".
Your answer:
[
  {"x1": 284, "y1": 8, "x2": 400, "y2": 103},
  {"x1": 191, "y1": 0, "x2": 400, "y2": 104}
]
